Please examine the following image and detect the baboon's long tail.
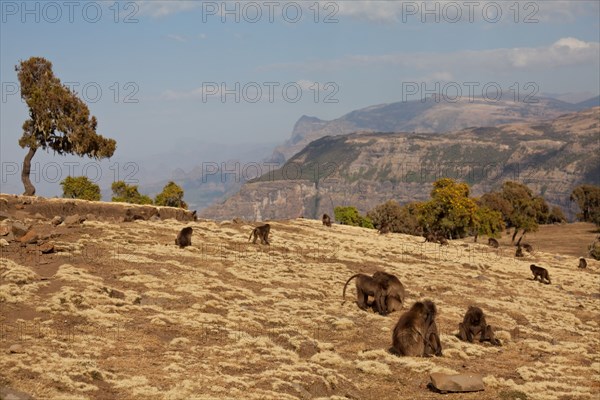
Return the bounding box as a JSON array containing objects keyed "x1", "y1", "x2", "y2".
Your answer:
[{"x1": 342, "y1": 274, "x2": 362, "y2": 304}]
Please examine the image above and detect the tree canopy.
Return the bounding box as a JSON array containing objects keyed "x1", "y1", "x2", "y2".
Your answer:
[
  {"x1": 17, "y1": 57, "x2": 116, "y2": 195},
  {"x1": 111, "y1": 181, "x2": 152, "y2": 205},
  {"x1": 571, "y1": 185, "x2": 600, "y2": 227},
  {"x1": 154, "y1": 181, "x2": 187, "y2": 209}
]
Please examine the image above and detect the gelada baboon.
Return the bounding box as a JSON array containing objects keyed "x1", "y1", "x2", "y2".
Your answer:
[
  {"x1": 378, "y1": 222, "x2": 390, "y2": 234},
  {"x1": 578, "y1": 257, "x2": 587, "y2": 269},
  {"x1": 522, "y1": 243, "x2": 534, "y2": 253},
  {"x1": 530, "y1": 264, "x2": 551, "y2": 284},
  {"x1": 424, "y1": 231, "x2": 448, "y2": 246},
  {"x1": 515, "y1": 245, "x2": 524, "y2": 257},
  {"x1": 488, "y1": 238, "x2": 499, "y2": 248},
  {"x1": 175, "y1": 227, "x2": 193, "y2": 248},
  {"x1": 322, "y1": 214, "x2": 332, "y2": 227},
  {"x1": 458, "y1": 306, "x2": 501, "y2": 346},
  {"x1": 342, "y1": 273, "x2": 385, "y2": 312},
  {"x1": 372, "y1": 271, "x2": 405, "y2": 315},
  {"x1": 249, "y1": 223, "x2": 270, "y2": 245},
  {"x1": 391, "y1": 300, "x2": 442, "y2": 357}
]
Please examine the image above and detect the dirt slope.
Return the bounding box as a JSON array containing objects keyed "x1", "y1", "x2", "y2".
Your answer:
[{"x1": 1, "y1": 199, "x2": 599, "y2": 400}]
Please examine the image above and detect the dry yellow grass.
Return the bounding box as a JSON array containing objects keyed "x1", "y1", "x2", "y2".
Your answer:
[{"x1": 1, "y1": 216, "x2": 599, "y2": 400}]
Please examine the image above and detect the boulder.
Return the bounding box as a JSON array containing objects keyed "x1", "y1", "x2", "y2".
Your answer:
[
  {"x1": 64, "y1": 214, "x2": 86, "y2": 225},
  {"x1": 429, "y1": 372, "x2": 484, "y2": 393},
  {"x1": 19, "y1": 229, "x2": 39, "y2": 245},
  {"x1": 51, "y1": 216, "x2": 64, "y2": 226},
  {"x1": 11, "y1": 222, "x2": 30, "y2": 238}
]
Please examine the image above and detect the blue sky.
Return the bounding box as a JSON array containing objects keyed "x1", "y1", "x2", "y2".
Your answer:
[{"x1": 1, "y1": 1, "x2": 599, "y2": 196}]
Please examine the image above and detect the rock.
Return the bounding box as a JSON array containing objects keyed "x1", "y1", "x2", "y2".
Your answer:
[
  {"x1": 0, "y1": 225, "x2": 10, "y2": 236},
  {"x1": 0, "y1": 239, "x2": 8, "y2": 247},
  {"x1": 86, "y1": 213, "x2": 96, "y2": 221},
  {"x1": 0, "y1": 386, "x2": 35, "y2": 400},
  {"x1": 429, "y1": 373, "x2": 485, "y2": 393},
  {"x1": 149, "y1": 215, "x2": 160, "y2": 222},
  {"x1": 0, "y1": 211, "x2": 10, "y2": 221},
  {"x1": 11, "y1": 222, "x2": 30, "y2": 238},
  {"x1": 64, "y1": 214, "x2": 86, "y2": 225},
  {"x1": 109, "y1": 289, "x2": 126, "y2": 299},
  {"x1": 8, "y1": 344, "x2": 25, "y2": 354},
  {"x1": 38, "y1": 242, "x2": 55, "y2": 254},
  {"x1": 19, "y1": 229, "x2": 39, "y2": 245},
  {"x1": 51, "y1": 216, "x2": 64, "y2": 226},
  {"x1": 33, "y1": 213, "x2": 45, "y2": 219}
]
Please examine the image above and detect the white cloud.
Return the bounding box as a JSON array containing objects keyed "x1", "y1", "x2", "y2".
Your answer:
[
  {"x1": 259, "y1": 38, "x2": 599, "y2": 73},
  {"x1": 166, "y1": 34, "x2": 186, "y2": 43}
]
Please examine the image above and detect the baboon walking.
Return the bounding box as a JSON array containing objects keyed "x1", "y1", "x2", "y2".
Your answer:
[
  {"x1": 342, "y1": 274, "x2": 385, "y2": 312},
  {"x1": 322, "y1": 214, "x2": 332, "y2": 227},
  {"x1": 378, "y1": 222, "x2": 390, "y2": 234},
  {"x1": 249, "y1": 224, "x2": 270, "y2": 245},
  {"x1": 515, "y1": 245, "x2": 524, "y2": 257},
  {"x1": 579, "y1": 257, "x2": 587, "y2": 269},
  {"x1": 175, "y1": 227, "x2": 193, "y2": 248},
  {"x1": 488, "y1": 238, "x2": 499, "y2": 248},
  {"x1": 372, "y1": 271, "x2": 405, "y2": 315},
  {"x1": 392, "y1": 300, "x2": 442, "y2": 357},
  {"x1": 530, "y1": 264, "x2": 551, "y2": 284},
  {"x1": 458, "y1": 306, "x2": 501, "y2": 346}
]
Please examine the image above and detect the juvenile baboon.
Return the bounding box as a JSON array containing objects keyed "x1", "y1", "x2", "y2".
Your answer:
[
  {"x1": 423, "y1": 232, "x2": 436, "y2": 243},
  {"x1": 378, "y1": 222, "x2": 390, "y2": 234},
  {"x1": 249, "y1": 223, "x2": 270, "y2": 245},
  {"x1": 342, "y1": 273, "x2": 385, "y2": 312},
  {"x1": 424, "y1": 319, "x2": 443, "y2": 356},
  {"x1": 372, "y1": 271, "x2": 405, "y2": 315},
  {"x1": 515, "y1": 245, "x2": 524, "y2": 257},
  {"x1": 530, "y1": 264, "x2": 551, "y2": 284},
  {"x1": 488, "y1": 238, "x2": 499, "y2": 248},
  {"x1": 175, "y1": 227, "x2": 193, "y2": 248},
  {"x1": 391, "y1": 300, "x2": 441, "y2": 357},
  {"x1": 579, "y1": 257, "x2": 587, "y2": 269},
  {"x1": 522, "y1": 243, "x2": 534, "y2": 253},
  {"x1": 322, "y1": 214, "x2": 332, "y2": 227},
  {"x1": 458, "y1": 306, "x2": 501, "y2": 346},
  {"x1": 438, "y1": 236, "x2": 449, "y2": 246}
]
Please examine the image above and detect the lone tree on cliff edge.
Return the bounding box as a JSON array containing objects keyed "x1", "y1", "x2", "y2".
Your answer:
[{"x1": 16, "y1": 57, "x2": 116, "y2": 195}]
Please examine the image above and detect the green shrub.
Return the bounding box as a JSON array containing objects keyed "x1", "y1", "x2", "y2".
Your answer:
[
  {"x1": 111, "y1": 181, "x2": 153, "y2": 205},
  {"x1": 367, "y1": 200, "x2": 421, "y2": 235},
  {"x1": 334, "y1": 206, "x2": 374, "y2": 228},
  {"x1": 60, "y1": 176, "x2": 101, "y2": 201},
  {"x1": 154, "y1": 181, "x2": 187, "y2": 209}
]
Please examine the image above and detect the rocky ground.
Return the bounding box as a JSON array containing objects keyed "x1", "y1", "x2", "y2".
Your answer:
[{"x1": 1, "y1": 195, "x2": 599, "y2": 400}]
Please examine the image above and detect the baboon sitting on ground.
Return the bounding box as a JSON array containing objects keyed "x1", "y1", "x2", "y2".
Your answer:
[
  {"x1": 249, "y1": 224, "x2": 270, "y2": 245},
  {"x1": 515, "y1": 245, "x2": 524, "y2": 257},
  {"x1": 522, "y1": 243, "x2": 534, "y2": 253},
  {"x1": 578, "y1": 257, "x2": 587, "y2": 269},
  {"x1": 175, "y1": 227, "x2": 193, "y2": 248},
  {"x1": 378, "y1": 222, "x2": 390, "y2": 234},
  {"x1": 488, "y1": 238, "x2": 499, "y2": 248},
  {"x1": 322, "y1": 214, "x2": 332, "y2": 227},
  {"x1": 530, "y1": 264, "x2": 551, "y2": 284},
  {"x1": 391, "y1": 300, "x2": 442, "y2": 357},
  {"x1": 457, "y1": 306, "x2": 501, "y2": 346}
]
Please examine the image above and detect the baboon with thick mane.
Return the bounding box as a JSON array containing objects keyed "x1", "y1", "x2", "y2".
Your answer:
[
  {"x1": 249, "y1": 223, "x2": 270, "y2": 245},
  {"x1": 175, "y1": 227, "x2": 193, "y2": 248},
  {"x1": 488, "y1": 238, "x2": 499, "y2": 248},
  {"x1": 458, "y1": 306, "x2": 501, "y2": 346},
  {"x1": 579, "y1": 257, "x2": 587, "y2": 269},
  {"x1": 530, "y1": 264, "x2": 551, "y2": 284},
  {"x1": 372, "y1": 271, "x2": 405, "y2": 315},
  {"x1": 342, "y1": 273, "x2": 385, "y2": 312},
  {"x1": 392, "y1": 300, "x2": 442, "y2": 357},
  {"x1": 322, "y1": 214, "x2": 332, "y2": 227}
]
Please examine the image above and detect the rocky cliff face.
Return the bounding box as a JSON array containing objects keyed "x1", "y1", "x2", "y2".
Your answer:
[
  {"x1": 270, "y1": 96, "x2": 594, "y2": 162},
  {"x1": 201, "y1": 107, "x2": 600, "y2": 221}
]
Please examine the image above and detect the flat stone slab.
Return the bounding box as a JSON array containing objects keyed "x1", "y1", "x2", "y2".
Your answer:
[{"x1": 429, "y1": 372, "x2": 485, "y2": 393}]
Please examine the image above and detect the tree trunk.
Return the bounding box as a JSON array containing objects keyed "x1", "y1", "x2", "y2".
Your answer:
[
  {"x1": 21, "y1": 147, "x2": 37, "y2": 196},
  {"x1": 511, "y1": 228, "x2": 519, "y2": 243},
  {"x1": 517, "y1": 232, "x2": 526, "y2": 245}
]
